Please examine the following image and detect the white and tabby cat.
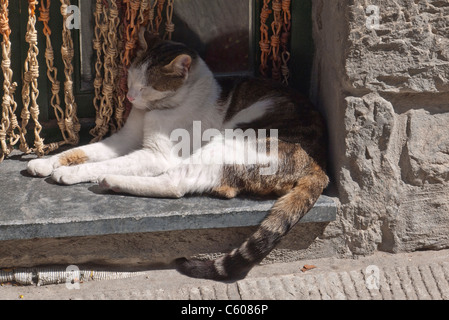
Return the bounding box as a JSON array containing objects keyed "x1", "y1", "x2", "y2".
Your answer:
[{"x1": 27, "y1": 30, "x2": 329, "y2": 280}]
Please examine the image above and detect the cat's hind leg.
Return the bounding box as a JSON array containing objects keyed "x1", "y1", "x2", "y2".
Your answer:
[
  {"x1": 98, "y1": 132, "x2": 258, "y2": 198},
  {"x1": 99, "y1": 162, "x2": 222, "y2": 198},
  {"x1": 99, "y1": 174, "x2": 184, "y2": 198}
]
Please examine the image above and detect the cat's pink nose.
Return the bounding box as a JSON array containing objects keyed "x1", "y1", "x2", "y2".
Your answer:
[{"x1": 127, "y1": 95, "x2": 135, "y2": 102}]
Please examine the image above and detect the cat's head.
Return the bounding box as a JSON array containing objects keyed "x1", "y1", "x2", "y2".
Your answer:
[{"x1": 127, "y1": 29, "x2": 198, "y2": 110}]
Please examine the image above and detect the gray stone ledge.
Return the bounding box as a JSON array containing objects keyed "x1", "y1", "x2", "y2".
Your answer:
[{"x1": 0, "y1": 154, "x2": 337, "y2": 242}]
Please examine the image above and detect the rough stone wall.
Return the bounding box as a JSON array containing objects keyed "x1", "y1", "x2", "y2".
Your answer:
[{"x1": 311, "y1": 0, "x2": 449, "y2": 256}]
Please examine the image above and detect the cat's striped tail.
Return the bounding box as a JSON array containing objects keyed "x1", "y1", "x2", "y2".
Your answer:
[{"x1": 175, "y1": 167, "x2": 329, "y2": 280}]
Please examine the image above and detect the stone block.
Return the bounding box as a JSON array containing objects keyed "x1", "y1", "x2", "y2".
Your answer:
[
  {"x1": 311, "y1": 0, "x2": 449, "y2": 257},
  {"x1": 347, "y1": 0, "x2": 449, "y2": 93},
  {"x1": 400, "y1": 109, "x2": 449, "y2": 186}
]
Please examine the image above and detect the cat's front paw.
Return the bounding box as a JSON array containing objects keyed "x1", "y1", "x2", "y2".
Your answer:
[
  {"x1": 51, "y1": 166, "x2": 84, "y2": 185},
  {"x1": 98, "y1": 175, "x2": 123, "y2": 193},
  {"x1": 27, "y1": 158, "x2": 55, "y2": 177}
]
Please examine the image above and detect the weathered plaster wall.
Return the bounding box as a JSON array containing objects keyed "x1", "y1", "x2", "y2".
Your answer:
[{"x1": 312, "y1": 0, "x2": 449, "y2": 256}]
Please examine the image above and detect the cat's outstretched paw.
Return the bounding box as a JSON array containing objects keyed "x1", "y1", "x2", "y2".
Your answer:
[
  {"x1": 51, "y1": 166, "x2": 83, "y2": 185},
  {"x1": 27, "y1": 158, "x2": 55, "y2": 177}
]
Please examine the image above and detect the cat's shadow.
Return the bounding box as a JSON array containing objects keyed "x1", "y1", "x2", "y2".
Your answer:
[
  {"x1": 88, "y1": 185, "x2": 154, "y2": 199},
  {"x1": 20, "y1": 169, "x2": 60, "y2": 187},
  {"x1": 88, "y1": 184, "x2": 116, "y2": 195},
  {"x1": 20, "y1": 168, "x2": 279, "y2": 203},
  {"x1": 19, "y1": 169, "x2": 34, "y2": 177}
]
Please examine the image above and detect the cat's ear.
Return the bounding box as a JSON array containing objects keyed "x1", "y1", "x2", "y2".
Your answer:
[
  {"x1": 138, "y1": 27, "x2": 160, "y2": 52},
  {"x1": 164, "y1": 54, "x2": 192, "y2": 78}
]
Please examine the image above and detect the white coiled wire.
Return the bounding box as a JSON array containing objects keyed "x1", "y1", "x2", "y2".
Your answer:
[{"x1": 0, "y1": 267, "x2": 145, "y2": 286}]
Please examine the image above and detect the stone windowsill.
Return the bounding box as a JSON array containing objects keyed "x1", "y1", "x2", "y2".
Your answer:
[{"x1": 0, "y1": 153, "x2": 337, "y2": 242}]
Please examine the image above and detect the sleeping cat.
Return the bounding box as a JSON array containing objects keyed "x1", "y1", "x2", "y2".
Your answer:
[{"x1": 27, "y1": 30, "x2": 329, "y2": 280}]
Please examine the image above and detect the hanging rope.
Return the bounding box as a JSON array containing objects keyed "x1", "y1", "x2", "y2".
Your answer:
[
  {"x1": 0, "y1": 0, "x2": 179, "y2": 159},
  {"x1": 21, "y1": 0, "x2": 45, "y2": 156},
  {"x1": 259, "y1": 0, "x2": 292, "y2": 86},
  {"x1": 60, "y1": 0, "x2": 80, "y2": 146},
  {"x1": 0, "y1": 0, "x2": 180, "y2": 161},
  {"x1": 105, "y1": 0, "x2": 120, "y2": 135},
  {"x1": 0, "y1": 0, "x2": 295, "y2": 164},
  {"x1": 146, "y1": 0, "x2": 158, "y2": 34},
  {"x1": 115, "y1": 0, "x2": 129, "y2": 131},
  {"x1": 92, "y1": 0, "x2": 166, "y2": 141},
  {"x1": 115, "y1": 0, "x2": 139, "y2": 132},
  {"x1": 138, "y1": 0, "x2": 150, "y2": 27},
  {"x1": 154, "y1": 0, "x2": 165, "y2": 36},
  {"x1": 259, "y1": 0, "x2": 271, "y2": 77},
  {"x1": 122, "y1": 0, "x2": 141, "y2": 67},
  {"x1": 270, "y1": 0, "x2": 282, "y2": 82},
  {"x1": 90, "y1": 0, "x2": 121, "y2": 142},
  {"x1": 90, "y1": 0, "x2": 107, "y2": 141},
  {"x1": 91, "y1": 0, "x2": 136, "y2": 141},
  {"x1": 38, "y1": 0, "x2": 72, "y2": 153},
  {"x1": 280, "y1": 0, "x2": 291, "y2": 85},
  {"x1": 0, "y1": 0, "x2": 20, "y2": 162},
  {"x1": 163, "y1": 0, "x2": 174, "y2": 40}
]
